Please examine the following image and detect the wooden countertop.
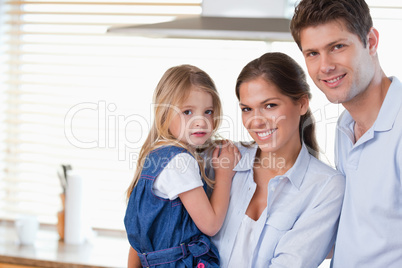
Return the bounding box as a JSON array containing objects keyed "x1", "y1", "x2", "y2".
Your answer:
[{"x1": 0, "y1": 221, "x2": 128, "y2": 268}]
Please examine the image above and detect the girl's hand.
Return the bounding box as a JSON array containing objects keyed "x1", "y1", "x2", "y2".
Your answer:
[
  {"x1": 179, "y1": 140, "x2": 240, "y2": 236},
  {"x1": 211, "y1": 140, "x2": 240, "y2": 179}
]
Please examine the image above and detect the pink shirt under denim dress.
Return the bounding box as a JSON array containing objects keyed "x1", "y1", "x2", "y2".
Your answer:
[{"x1": 124, "y1": 145, "x2": 219, "y2": 268}]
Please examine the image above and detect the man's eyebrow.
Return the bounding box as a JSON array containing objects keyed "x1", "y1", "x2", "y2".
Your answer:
[{"x1": 302, "y1": 38, "x2": 347, "y2": 53}]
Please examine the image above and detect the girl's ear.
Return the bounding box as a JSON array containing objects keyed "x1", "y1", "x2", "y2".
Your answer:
[{"x1": 299, "y1": 95, "x2": 309, "y2": 116}]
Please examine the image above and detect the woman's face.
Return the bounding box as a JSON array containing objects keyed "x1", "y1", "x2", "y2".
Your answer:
[{"x1": 239, "y1": 76, "x2": 308, "y2": 156}]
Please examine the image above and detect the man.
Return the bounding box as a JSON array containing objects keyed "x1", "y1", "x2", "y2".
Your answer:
[{"x1": 290, "y1": 0, "x2": 402, "y2": 267}]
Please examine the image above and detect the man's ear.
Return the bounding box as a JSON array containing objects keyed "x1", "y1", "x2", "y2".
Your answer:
[{"x1": 367, "y1": 27, "x2": 379, "y2": 55}]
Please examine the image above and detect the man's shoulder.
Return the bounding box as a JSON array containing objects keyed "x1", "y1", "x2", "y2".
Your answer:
[{"x1": 336, "y1": 109, "x2": 351, "y2": 127}]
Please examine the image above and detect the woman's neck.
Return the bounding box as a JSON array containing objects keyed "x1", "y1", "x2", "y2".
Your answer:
[{"x1": 254, "y1": 142, "x2": 301, "y2": 176}]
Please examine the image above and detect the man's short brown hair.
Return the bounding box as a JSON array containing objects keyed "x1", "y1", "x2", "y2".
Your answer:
[{"x1": 290, "y1": 0, "x2": 373, "y2": 50}]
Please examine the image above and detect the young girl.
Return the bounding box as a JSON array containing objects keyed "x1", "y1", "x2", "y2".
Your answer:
[{"x1": 124, "y1": 64, "x2": 240, "y2": 268}]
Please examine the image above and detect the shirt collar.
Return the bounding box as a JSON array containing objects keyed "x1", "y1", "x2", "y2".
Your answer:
[
  {"x1": 233, "y1": 142, "x2": 258, "y2": 172},
  {"x1": 337, "y1": 76, "x2": 402, "y2": 144},
  {"x1": 373, "y1": 76, "x2": 402, "y2": 132},
  {"x1": 337, "y1": 111, "x2": 355, "y2": 142},
  {"x1": 233, "y1": 142, "x2": 311, "y2": 190},
  {"x1": 339, "y1": 77, "x2": 402, "y2": 134},
  {"x1": 283, "y1": 144, "x2": 310, "y2": 190}
]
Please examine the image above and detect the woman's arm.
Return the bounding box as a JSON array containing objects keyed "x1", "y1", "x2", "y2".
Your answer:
[
  {"x1": 179, "y1": 141, "x2": 240, "y2": 236},
  {"x1": 128, "y1": 246, "x2": 142, "y2": 268}
]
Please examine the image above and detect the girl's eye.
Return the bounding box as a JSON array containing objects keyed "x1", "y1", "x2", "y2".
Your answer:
[
  {"x1": 241, "y1": 107, "x2": 251, "y2": 112},
  {"x1": 183, "y1": 110, "x2": 192, "y2": 115},
  {"x1": 205, "y1": 110, "x2": 213, "y2": 115},
  {"x1": 307, "y1": 51, "x2": 318, "y2": 57}
]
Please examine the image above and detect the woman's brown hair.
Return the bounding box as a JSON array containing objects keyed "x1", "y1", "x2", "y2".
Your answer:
[{"x1": 235, "y1": 52, "x2": 319, "y2": 158}]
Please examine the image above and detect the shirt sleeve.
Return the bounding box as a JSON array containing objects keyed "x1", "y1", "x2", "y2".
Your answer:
[
  {"x1": 152, "y1": 153, "x2": 203, "y2": 200},
  {"x1": 269, "y1": 173, "x2": 345, "y2": 268}
]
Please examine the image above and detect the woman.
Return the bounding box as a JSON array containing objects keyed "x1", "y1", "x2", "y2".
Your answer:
[{"x1": 212, "y1": 52, "x2": 345, "y2": 267}]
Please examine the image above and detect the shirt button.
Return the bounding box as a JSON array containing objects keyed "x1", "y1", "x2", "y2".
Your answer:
[{"x1": 198, "y1": 263, "x2": 205, "y2": 268}]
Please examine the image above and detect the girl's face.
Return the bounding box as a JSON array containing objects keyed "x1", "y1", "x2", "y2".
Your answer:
[
  {"x1": 239, "y1": 76, "x2": 308, "y2": 156},
  {"x1": 169, "y1": 87, "x2": 214, "y2": 147}
]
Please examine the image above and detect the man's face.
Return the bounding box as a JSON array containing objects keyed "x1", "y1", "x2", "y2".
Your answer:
[{"x1": 299, "y1": 19, "x2": 376, "y2": 105}]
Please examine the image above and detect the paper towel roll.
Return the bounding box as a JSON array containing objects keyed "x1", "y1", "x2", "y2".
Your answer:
[{"x1": 64, "y1": 170, "x2": 85, "y2": 244}]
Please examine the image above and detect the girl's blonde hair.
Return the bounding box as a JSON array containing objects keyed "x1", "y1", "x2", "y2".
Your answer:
[{"x1": 126, "y1": 64, "x2": 222, "y2": 200}]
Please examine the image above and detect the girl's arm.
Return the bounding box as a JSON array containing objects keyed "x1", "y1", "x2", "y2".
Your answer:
[
  {"x1": 128, "y1": 246, "x2": 142, "y2": 268},
  {"x1": 179, "y1": 140, "x2": 240, "y2": 236}
]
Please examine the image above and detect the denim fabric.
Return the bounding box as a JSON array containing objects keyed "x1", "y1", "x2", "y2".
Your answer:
[{"x1": 124, "y1": 146, "x2": 219, "y2": 268}]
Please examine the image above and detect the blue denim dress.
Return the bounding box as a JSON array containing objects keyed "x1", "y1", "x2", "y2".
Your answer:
[{"x1": 124, "y1": 146, "x2": 220, "y2": 268}]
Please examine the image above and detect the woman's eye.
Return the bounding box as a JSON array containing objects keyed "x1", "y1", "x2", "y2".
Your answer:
[
  {"x1": 205, "y1": 110, "x2": 213, "y2": 115},
  {"x1": 265, "y1": 103, "x2": 277, "y2": 109},
  {"x1": 241, "y1": 107, "x2": 251, "y2": 112},
  {"x1": 183, "y1": 110, "x2": 192, "y2": 115}
]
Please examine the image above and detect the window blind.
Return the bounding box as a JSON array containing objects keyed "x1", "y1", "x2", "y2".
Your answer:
[
  {"x1": 1, "y1": 0, "x2": 401, "y2": 232},
  {"x1": 0, "y1": 0, "x2": 270, "y2": 230},
  {"x1": 0, "y1": 0, "x2": 204, "y2": 230}
]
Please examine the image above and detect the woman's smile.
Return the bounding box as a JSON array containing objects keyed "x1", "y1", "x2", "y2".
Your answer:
[
  {"x1": 255, "y1": 128, "x2": 278, "y2": 140},
  {"x1": 239, "y1": 76, "x2": 307, "y2": 156}
]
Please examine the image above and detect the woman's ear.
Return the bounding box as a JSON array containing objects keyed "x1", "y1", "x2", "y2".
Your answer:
[{"x1": 299, "y1": 95, "x2": 309, "y2": 116}]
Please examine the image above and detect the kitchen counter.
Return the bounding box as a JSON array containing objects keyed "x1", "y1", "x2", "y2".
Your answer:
[{"x1": 0, "y1": 221, "x2": 128, "y2": 268}]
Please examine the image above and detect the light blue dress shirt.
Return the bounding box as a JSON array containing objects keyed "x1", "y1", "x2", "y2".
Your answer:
[
  {"x1": 212, "y1": 143, "x2": 345, "y2": 268},
  {"x1": 332, "y1": 77, "x2": 402, "y2": 268}
]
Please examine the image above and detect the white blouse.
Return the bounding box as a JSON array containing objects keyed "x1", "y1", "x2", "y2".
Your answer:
[
  {"x1": 228, "y1": 209, "x2": 267, "y2": 268},
  {"x1": 152, "y1": 153, "x2": 203, "y2": 200}
]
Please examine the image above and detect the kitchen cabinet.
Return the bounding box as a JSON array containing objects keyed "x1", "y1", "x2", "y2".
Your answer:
[
  {"x1": 0, "y1": 264, "x2": 37, "y2": 268},
  {"x1": 0, "y1": 221, "x2": 128, "y2": 268}
]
